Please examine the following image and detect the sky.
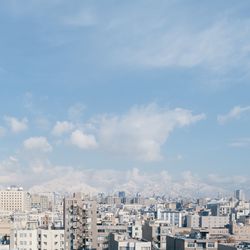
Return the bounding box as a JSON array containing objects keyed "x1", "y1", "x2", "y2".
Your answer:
[{"x1": 0, "y1": 0, "x2": 250, "y2": 197}]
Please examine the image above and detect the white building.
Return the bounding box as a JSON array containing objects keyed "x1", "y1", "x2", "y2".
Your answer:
[
  {"x1": 39, "y1": 228, "x2": 64, "y2": 250},
  {"x1": 156, "y1": 209, "x2": 182, "y2": 227},
  {"x1": 10, "y1": 227, "x2": 38, "y2": 250}
]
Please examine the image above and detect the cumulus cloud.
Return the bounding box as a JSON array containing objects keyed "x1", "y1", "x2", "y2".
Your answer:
[
  {"x1": 23, "y1": 137, "x2": 52, "y2": 152},
  {"x1": 91, "y1": 103, "x2": 205, "y2": 162},
  {"x1": 4, "y1": 116, "x2": 28, "y2": 133},
  {"x1": 217, "y1": 105, "x2": 250, "y2": 124},
  {"x1": 70, "y1": 130, "x2": 98, "y2": 149},
  {"x1": 52, "y1": 121, "x2": 74, "y2": 136}
]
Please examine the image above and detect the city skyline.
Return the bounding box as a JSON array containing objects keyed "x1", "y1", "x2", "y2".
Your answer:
[{"x1": 0, "y1": 1, "x2": 250, "y2": 195}]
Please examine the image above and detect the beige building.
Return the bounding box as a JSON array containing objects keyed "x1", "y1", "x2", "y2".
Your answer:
[
  {"x1": 231, "y1": 222, "x2": 250, "y2": 241},
  {"x1": 200, "y1": 216, "x2": 230, "y2": 228},
  {"x1": 0, "y1": 186, "x2": 31, "y2": 212}
]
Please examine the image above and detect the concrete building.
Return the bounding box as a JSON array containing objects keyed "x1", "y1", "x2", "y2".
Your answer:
[
  {"x1": 97, "y1": 224, "x2": 128, "y2": 250},
  {"x1": 130, "y1": 222, "x2": 142, "y2": 239},
  {"x1": 0, "y1": 186, "x2": 31, "y2": 212},
  {"x1": 142, "y1": 221, "x2": 170, "y2": 250},
  {"x1": 207, "y1": 202, "x2": 232, "y2": 216},
  {"x1": 64, "y1": 194, "x2": 97, "y2": 250},
  {"x1": 166, "y1": 234, "x2": 218, "y2": 250},
  {"x1": 200, "y1": 216, "x2": 230, "y2": 228},
  {"x1": 186, "y1": 214, "x2": 200, "y2": 228},
  {"x1": 108, "y1": 233, "x2": 151, "y2": 250},
  {"x1": 142, "y1": 221, "x2": 190, "y2": 250},
  {"x1": 31, "y1": 194, "x2": 49, "y2": 212}
]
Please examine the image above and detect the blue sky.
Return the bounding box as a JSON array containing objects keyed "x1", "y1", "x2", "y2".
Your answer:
[{"x1": 0, "y1": 0, "x2": 250, "y2": 196}]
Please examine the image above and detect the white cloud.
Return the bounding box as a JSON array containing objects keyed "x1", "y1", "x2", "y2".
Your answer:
[
  {"x1": 70, "y1": 130, "x2": 98, "y2": 149},
  {"x1": 4, "y1": 116, "x2": 28, "y2": 133},
  {"x1": 91, "y1": 103, "x2": 205, "y2": 162},
  {"x1": 217, "y1": 105, "x2": 250, "y2": 124},
  {"x1": 23, "y1": 137, "x2": 52, "y2": 152},
  {"x1": 52, "y1": 121, "x2": 74, "y2": 136},
  {"x1": 228, "y1": 138, "x2": 250, "y2": 148}
]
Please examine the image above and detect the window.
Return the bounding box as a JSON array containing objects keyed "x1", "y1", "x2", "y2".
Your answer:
[
  {"x1": 207, "y1": 242, "x2": 215, "y2": 248},
  {"x1": 187, "y1": 242, "x2": 195, "y2": 248}
]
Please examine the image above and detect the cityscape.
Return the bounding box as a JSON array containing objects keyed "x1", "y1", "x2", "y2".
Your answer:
[
  {"x1": 1, "y1": 1, "x2": 250, "y2": 250},
  {"x1": 0, "y1": 186, "x2": 250, "y2": 250}
]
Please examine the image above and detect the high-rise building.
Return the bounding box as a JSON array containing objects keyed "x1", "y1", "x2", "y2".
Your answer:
[
  {"x1": 235, "y1": 190, "x2": 245, "y2": 201},
  {"x1": 64, "y1": 194, "x2": 97, "y2": 250}
]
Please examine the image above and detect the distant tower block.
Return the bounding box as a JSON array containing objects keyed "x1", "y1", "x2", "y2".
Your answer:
[{"x1": 235, "y1": 189, "x2": 245, "y2": 201}]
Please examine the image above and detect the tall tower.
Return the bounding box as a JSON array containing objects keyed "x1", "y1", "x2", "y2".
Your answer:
[
  {"x1": 235, "y1": 189, "x2": 245, "y2": 201},
  {"x1": 64, "y1": 194, "x2": 97, "y2": 250}
]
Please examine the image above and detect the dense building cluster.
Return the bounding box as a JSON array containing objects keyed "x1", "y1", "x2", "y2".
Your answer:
[{"x1": 0, "y1": 186, "x2": 250, "y2": 250}]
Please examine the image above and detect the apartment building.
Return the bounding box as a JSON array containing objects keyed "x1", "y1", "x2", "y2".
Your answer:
[
  {"x1": 10, "y1": 223, "x2": 38, "y2": 250},
  {"x1": 39, "y1": 227, "x2": 64, "y2": 250},
  {"x1": 64, "y1": 194, "x2": 97, "y2": 250}
]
